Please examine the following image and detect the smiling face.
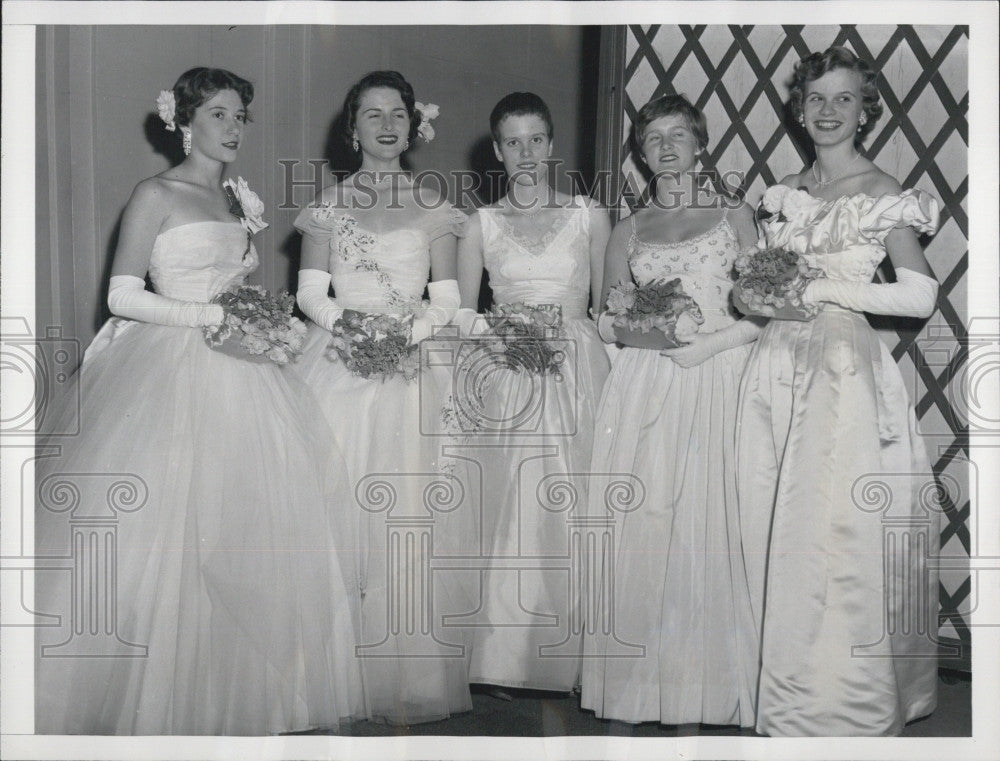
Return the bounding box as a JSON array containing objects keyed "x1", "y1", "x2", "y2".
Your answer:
[
  {"x1": 493, "y1": 113, "x2": 553, "y2": 186},
  {"x1": 353, "y1": 86, "x2": 412, "y2": 163},
  {"x1": 187, "y1": 89, "x2": 246, "y2": 162},
  {"x1": 801, "y1": 67, "x2": 866, "y2": 148},
  {"x1": 639, "y1": 113, "x2": 700, "y2": 174}
]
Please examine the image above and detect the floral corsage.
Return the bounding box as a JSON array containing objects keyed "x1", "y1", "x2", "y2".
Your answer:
[
  {"x1": 732, "y1": 246, "x2": 824, "y2": 320},
  {"x1": 204, "y1": 285, "x2": 307, "y2": 364},
  {"x1": 327, "y1": 310, "x2": 421, "y2": 383},
  {"x1": 604, "y1": 278, "x2": 704, "y2": 347},
  {"x1": 483, "y1": 302, "x2": 565, "y2": 376}
]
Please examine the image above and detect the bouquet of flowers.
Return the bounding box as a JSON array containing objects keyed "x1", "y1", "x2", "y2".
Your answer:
[
  {"x1": 483, "y1": 302, "x2": 565, "y2": 375},
  {"x1": 327, "y1": 309, "x2": 421, "y2": 382},
  {"x1": 204, "y1": 284, "x2": 307, "y2": 365},
  {"x1": 604, "y1": 278, "x2": 704, "y2": 347},
  {"x1": 732, "y1": 246, "x2": 824, "y2": 320}
]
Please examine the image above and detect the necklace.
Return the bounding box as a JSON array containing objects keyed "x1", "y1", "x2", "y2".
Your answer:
[{"x1": 812, "y1": 152, "x2": 862, "y2": 187}]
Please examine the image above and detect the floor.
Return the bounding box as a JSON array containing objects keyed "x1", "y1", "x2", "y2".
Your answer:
[{"x1": 328, "y1": 671, "x2": 971, "y2": 737}]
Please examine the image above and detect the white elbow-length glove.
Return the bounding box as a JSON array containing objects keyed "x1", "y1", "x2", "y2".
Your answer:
[
  {"x1": 596, "y1": 312, "x2": 617, "y2": 343},
  {"x1": 453, "y1": 307, "x2": 481, "y2": 337},
  {"x1": 411, "y1": 279, "x2": 461, "y2": 342},
  {"x1": 803, "y1": 267, "x2": 938, "y2": 319},
  {"x1": 107, "y1": 275, "x2": 224, "y2": 327},
  {"x1": 296, "y1": 268, "x2": 343, "y2": 332},
  {"x1": 660, "y1": 317, "x2": 762, "y2": 367}
]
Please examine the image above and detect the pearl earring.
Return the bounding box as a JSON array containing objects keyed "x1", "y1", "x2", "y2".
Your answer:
[
  {"x1": 182, "y1": 129, "x2": 192, "y2": 156},
  {"x1": 403, "y1": 138, "x2": 410, "y2": 150}
]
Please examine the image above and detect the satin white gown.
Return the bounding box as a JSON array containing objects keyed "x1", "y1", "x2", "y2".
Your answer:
[
  {"x1": 292, "y1": 202, "x2": 475, "y2": 725},
  {"x1": 736, "y1": 187, "x2": 941, "y2": 736},
  {"x1": 580, "y1": 212, "x2": 757, "y2": 726},
  {"x1": 459, "y1": 200, "x2": 611, "y2": 692},
  {"x1": 34, "y1": 221, "x2": 362, "y2": 735}
]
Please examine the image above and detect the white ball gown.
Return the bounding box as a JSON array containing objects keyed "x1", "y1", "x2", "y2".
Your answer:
[
  {"x1": 460, "y1": 200, "x2": 611, "y2": 692},
  {"x1": 580, "y1": 211, "x2": 758, "y2": 726},
  {"x1": 736, "y1": 187, "x2": 941, "y2": 736},
  {"x1": 34, "y1": 221, "x2": 362, "y2": 735},
  {"x1": 292, "y1": 201, "x2": 475, "y2": 725}
]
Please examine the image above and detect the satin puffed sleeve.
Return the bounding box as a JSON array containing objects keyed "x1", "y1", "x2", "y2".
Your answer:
[
  {"x1": 293, "y1": 202, "x2": 339, "y2": 247},
  {"x1": 426, "y1": 204, "x2": 469, "y2": 242},
  {"x1": 858, "y1": 189, "x2": 941, "y2": 242}
]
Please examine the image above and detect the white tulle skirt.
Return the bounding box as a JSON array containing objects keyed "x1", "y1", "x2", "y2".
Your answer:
[
  {"x1": 291, "y1": 323, "x2": 475, "y2": 725},
  {"x1": 457, "y1": 318, "x2": 610, "y2": 692},
  {"x1": 34, "y1": 321, "x2": 363, "y2": 735}
]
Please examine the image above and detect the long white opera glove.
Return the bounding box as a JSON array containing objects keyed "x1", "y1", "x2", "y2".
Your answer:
[
  {"x1": 803, "y1": 267, "x2": 938, "y2": 318},
  {"x1": 660, "y1": 317, "x2": 762, "y2": 368},
  {"x1": 411, "y1": 279, "x2": 461, "y2": 342},
  {"x1": 107, "y1": 275, "x2": 224, "y2": 327},
  {"x1": 296, "y1": 268, "x2": 343, "y2": 332},
  {"x1": 453, "y1": 307, "x2": 480, "y2": 337},
  {"x1": 597, "y1": 312, "x2": 617, "y2": 343}
]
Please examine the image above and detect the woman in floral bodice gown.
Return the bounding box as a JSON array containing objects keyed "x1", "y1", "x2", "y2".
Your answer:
[
  {"x1": 736, "y1": 47, "x2": 941, "y2": 736},
  {"x1": 454, "y1": 93, "x2": 611, "y2": 694},
  {"x1": 34, "y1": 68, "x2": 361, "y2": 735},
  {"x1": 293, "y1": 71, "x2": 472, "y2": 725},
  {"x1": 580, "y1": 95, "x2": 761, "y2": 727}
]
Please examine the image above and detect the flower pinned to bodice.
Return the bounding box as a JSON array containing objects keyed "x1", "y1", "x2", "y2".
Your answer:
[
  {"x1": 760, "y1": 185, "x2": 822, "y2": 222},
  {"x1": 223, "y1": 177, "x2": 268, "y2": 236}
]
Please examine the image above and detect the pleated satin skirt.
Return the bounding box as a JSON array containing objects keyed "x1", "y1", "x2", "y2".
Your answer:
[{"x1": 736, "y1": 308, "x2": 939, "y2": 736}]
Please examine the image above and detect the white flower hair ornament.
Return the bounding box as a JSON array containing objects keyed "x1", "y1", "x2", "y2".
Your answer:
[
  {"x1": 415, "y1": 102, "x2": 439, "y2": 143},
  {"x1": 156, "y1": 90, "x2": 177, "y2": 132}
]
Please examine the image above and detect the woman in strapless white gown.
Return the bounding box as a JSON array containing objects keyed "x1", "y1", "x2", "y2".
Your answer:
[
  {"x1": 454, "y1": 93, "x2": 612, "y2": 695},
  {"x1": 292, "y1": 71, "x2": 474, "y2": 726},
  {"x1": 34, "y1": 67, "x2": 362, "y2": 735}
]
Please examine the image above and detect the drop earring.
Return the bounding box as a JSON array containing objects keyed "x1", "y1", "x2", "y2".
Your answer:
[
  {"x1": 857, "y1": 113, "x2": 868, "y2": 131},
  {"x1": 352, "y1": 135, "x2": 359, "y2": 152},
  {"x1": 403, "y1": 138, "x2": 410, "y2": 150},
  {"x1": 182, "y1": 128, "x2": 192, "y2": 156}
]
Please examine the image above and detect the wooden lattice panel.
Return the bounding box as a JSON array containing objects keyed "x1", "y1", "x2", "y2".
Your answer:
[{"x1": 617, "y1": 25, "x2": 970, "y2": 652}]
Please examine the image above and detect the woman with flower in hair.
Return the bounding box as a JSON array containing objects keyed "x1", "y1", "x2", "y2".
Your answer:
[
  {"x1": 292, "y1": 70, "x2": 473, "y2": 725},
  {"x1": 34, "y1": 67, "x2": 362, "y2": 735},
  {"x1": 579, "y1": 94, "x2": 761, "y2": 727},
  {"x1": 736, "y1": 46, "x2": 940, "y2": 736},
  {"x1": 451, "y1": 91, "x2": 612, "y2": 698}
]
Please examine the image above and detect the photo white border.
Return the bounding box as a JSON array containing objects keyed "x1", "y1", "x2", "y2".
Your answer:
[{"x1": 2, "y1": 2, "x2": 998, "y2": 760}]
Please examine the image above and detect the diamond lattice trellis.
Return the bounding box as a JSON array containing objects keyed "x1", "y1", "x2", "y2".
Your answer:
[{"x1": 611, "y1": 24, "x2": 970, "y2": 663}]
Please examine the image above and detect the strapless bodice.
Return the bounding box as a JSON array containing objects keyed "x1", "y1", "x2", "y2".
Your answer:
[{"x1": 148, "y1": 221, "x2": 256, "y2": 301}]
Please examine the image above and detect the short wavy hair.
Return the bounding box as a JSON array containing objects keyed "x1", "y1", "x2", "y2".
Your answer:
[
  {"x1": 632, "y1": 93, "x2": 708, "y2": 155},
  {"x1": 172, "y1": 67, "x2": 254, "y2": 128},
  {"x1": 489, "y1": 92, "x2": 554, "y2": 143},
  {"x1": 788, "y1": 46, "x2": 883, "y2": 143},
  {"x1": 343, "y1": 70, "x2": 420, "y2": 146}
]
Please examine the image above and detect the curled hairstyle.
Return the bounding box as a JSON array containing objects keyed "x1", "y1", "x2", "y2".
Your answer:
[
  {"x1": 343, "y1": 70, "x2": 420, "y2": 146},
  {"x1": 789, "y1": 46, "x2": 883, "y2": 142},
  {"x1": 172, "y1": 67, "x2": 254, "y2": 127},
  {"x1": 489, "y1": 92, "x2": 554, "y2": 143},
  {"x1": 632, "y1": 94, "x2": 708, "y2": 155}
]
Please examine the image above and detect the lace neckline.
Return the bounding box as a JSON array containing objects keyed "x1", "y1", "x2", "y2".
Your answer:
[{"x1": 486, "y1": 203, "x2": 583, "y2": 254}]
